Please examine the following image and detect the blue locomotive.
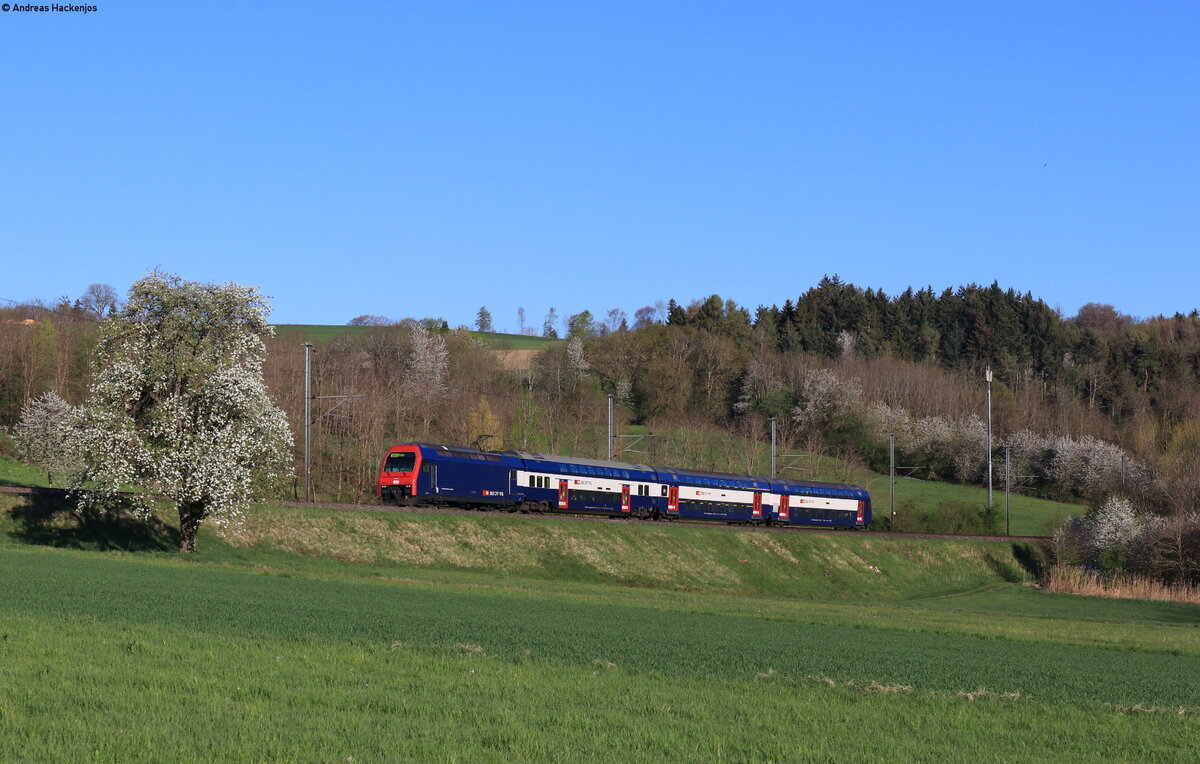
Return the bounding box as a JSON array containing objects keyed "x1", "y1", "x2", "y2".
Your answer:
[{"x1": 378, "y1": 443, "x2": 870, "y2": 528}]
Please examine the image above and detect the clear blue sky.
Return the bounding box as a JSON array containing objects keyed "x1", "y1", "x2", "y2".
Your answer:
[{"x1": 2, "y1": 1, "x2": 1196, "y2": 330}]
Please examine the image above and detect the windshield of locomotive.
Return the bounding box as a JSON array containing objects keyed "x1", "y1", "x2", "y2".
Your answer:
[{"x1": 384, "y1": 452, "x2": 417, "y2": 473}]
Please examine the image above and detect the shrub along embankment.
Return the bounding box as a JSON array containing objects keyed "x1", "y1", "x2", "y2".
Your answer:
[{"x1": 209, "y1": 504, "x2": 1045, "y2": 600}]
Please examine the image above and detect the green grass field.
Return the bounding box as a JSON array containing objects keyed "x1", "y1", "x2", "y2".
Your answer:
[
  {"x1": 0, "y1": 456, "x2": 50, "y2": 488},
  {"x1": 1, "y1": 494, "x2": 1198, "y2": 760},
  {"x1": 273, "y1": 323, "x2": 557, "y2": 350}
]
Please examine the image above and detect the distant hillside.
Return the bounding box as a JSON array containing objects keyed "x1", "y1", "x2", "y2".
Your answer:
[{"x1": 272, "y1": 324, "x2": 557, "y2": 351}]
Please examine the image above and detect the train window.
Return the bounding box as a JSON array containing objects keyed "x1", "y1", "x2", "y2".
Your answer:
[
  {"x1": 384, "y1": 452, "x2": 416, "y2": 473},
  {"x1": 661, "y1": 485, "x2": 668, "y2": 497}
]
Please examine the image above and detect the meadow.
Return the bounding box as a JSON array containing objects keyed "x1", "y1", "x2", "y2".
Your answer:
[
  {"x1": 2, "y1": 493, "x2": 1199, "y2": 761},
  {"x1": 273, "y1": 324, "x2": 556, "y2": 350}
]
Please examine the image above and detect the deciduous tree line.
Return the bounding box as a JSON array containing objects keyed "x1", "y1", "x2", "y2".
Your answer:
[{"x1": 7, "y1": 276, "x2": 1200, "y2": 546}]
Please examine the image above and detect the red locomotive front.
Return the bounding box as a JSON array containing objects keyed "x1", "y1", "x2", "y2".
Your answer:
[{"x1": 378, "y1": 445, "x2": 422, "y2": 504}]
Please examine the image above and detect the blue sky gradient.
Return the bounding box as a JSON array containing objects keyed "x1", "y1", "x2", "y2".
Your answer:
[{"x1": 2, "y1": 1, "x2": 1196, "y2": 329}]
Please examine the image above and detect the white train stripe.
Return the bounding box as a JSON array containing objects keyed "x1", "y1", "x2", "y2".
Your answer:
[{"x1": 517, "y1": 471, "x2": 859, "y2": 511}]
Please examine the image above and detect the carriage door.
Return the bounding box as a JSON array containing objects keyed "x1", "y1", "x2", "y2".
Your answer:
[
  {"x1": 667, "y1": 485, "x2": 679, "y2": 514},
  {"x1": 752, "y1": 492, "x2": 763, "y2": 520},
  {"x1": 558, "y1": 480, "x2": 569, "y2": 509},
  {"x1": 621, "y1": 485, "x2": 631, "y2": 514},
  {"x1": 779, "y1": 495, "x2": 790, "y2": 522}
]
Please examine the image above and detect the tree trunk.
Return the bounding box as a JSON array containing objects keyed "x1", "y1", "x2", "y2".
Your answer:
[{"x1": 178, "y1": 501, "x2": 206, "y2": 554}]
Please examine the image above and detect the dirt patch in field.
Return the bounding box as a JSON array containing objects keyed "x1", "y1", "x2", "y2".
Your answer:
[
  {"x1": 491, "y1": 349, "x2": 538, "y2": 371},
  {"x1": 740, "y1": 534, "x2": 803, "y2": 566}
]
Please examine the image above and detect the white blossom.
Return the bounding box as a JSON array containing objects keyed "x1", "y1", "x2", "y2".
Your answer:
[
  {"x1": 69, "y1": 273, "x2": 293, "y2": 552},
  {"x1": 13, "y1": 391, "x2": 75, "y2": 480},
  {"x1": 407, "y1": 324, "x2": 448, "y2": 391},
  {"x1": 1087, "y1": 496, "x2": 1141, "y2": 554},
  {"x1": 566, "y1": 336, "x2": 589, "y2": 377},
  {"x1": 865, "y1": 401, "x2": 913, "y2": 449},
  {"x1": 1049, "y1": 435, "x2": 1150, "y2": 499},
  {"x1": 791, "y1": 368, "x2": 861, "y2": 428}
]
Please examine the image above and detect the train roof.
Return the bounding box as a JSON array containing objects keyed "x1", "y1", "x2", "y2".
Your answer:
[
  {"x1": 772, "y1": 476, "x2": 868, "y2": 492},
  {"x1": 501, "y1": 450, "x2": 656, "y2": 473},
  {"x1": 396, "y1": 443, "x2": 866, "y2": 492}
]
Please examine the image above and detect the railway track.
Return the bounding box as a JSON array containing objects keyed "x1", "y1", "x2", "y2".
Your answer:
[
  {"x1": 2, "y1": 485, "x2": 1046, "y2": 543},
  {"x1": 289, "y1": 498, "x2": 1049, "y2": 543}
]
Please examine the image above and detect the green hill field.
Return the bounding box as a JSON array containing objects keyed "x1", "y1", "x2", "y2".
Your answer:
[
  {"x1": 1, "y1": 491, "x2": 1197, "y2": 760},
  {"x1": 272, "y1": 323, "x2": 557, "y2": 350}
]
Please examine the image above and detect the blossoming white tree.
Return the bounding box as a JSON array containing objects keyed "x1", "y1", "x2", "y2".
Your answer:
[
  {"x1": 13, "y1": 390, "x2": 75, "y2": 485},
  {"x1": 70, "y1": 273, "x2": 293, "y2": 553}
]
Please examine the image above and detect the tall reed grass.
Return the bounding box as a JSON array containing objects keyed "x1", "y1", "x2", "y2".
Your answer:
[{"x1": 1045, "y1": 566, "x2": 1200, "y2": 605}]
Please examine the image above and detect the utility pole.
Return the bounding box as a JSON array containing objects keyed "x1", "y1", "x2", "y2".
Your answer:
[
  {"x1": 303, "y1": 342, "x2": 313, "y2": 503},
  {"x1": 770, "y1": 418, "x2": 777, "y2": 478},
  {"x1": 607, "y1": 394, "x2": 614, "y2": 461},
  {"x1": 986, "y1": 366, "x2": 993, "y2": 508},
  {"x1": 301, "y1": 342, "x2": 363, "y2": 503},
  {"x1": 1005, "y1": 444, "x2": 1011, "y2": 536},
  {"x1": 890, "y1": 433, "x2": 896, "y2": 531}
]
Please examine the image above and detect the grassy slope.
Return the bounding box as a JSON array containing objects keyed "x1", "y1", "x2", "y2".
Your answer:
[
  {"x1": 2, "y1": 496, "x2": 1199, "y2": 759},
  {"x1": 216, "y1": 504, "x2": 1046, "y2": 599},
  {"x1": 273, "y1": 323, "x2": 557, "y2": 350},
  {"x1": 0, "y1": 456, "x2": 49, "y2": 488}
]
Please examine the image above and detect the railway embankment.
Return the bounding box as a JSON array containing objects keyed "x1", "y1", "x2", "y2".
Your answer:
[
  {"x1": 209, "y1": 503, "x2": 1047, "y2": 601},
  {"x1": 1, "y1": 488, "x2": 1048, "y2": 600}
]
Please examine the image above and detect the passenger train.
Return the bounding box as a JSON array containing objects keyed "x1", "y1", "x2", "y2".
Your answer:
[{"x1": 378, "y1": 443, "x2": 870, "y2": 528}]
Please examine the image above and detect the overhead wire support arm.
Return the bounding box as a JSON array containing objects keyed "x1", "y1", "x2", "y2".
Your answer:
[
  {"x1": 778, "y1": 452, "x2": 811, "y2": 476},
  {"x1": 614, "y1": 432, "x2": 655, "y2": 458},
  {"x1": 312, "y1": 393, "x2": 365, "y2": 422}
]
